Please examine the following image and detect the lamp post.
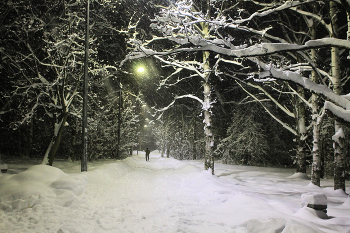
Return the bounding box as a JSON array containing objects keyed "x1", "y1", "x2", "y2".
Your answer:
[
  {"x1": 81, "y1": 0, "x2": 89, "y2": 172},
  {"x1": 136, "y1": 66, "x2": 146, "y2": 154},
  {"x1": 117, "y1": 79, "x2": 122, "y2": 159}
]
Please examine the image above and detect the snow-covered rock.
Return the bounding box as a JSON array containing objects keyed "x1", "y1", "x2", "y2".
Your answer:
[
  {"x1": 301, "y1": 192, "x2": 327, "y2": 210},
  {"x1": 0, "y1": 163, "x2": 7, "y2": 173}
]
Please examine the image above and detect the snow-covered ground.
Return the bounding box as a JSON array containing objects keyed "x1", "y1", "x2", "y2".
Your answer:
[{"x1": 0, "y1": 151, "x2": 349, "y2": 233}]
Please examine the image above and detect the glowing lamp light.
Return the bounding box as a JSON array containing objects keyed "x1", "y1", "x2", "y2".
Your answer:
[{"x1": 137, "y1": 67, "x2": 145, "y2": 73}]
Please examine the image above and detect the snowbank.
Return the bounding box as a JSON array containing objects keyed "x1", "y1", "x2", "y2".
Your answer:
[
  {"x1": 288, "y1": 172, "x2": 310, "y2": 180},
  {"x1": 0, "y1": 165, "x2": 87, "y2": 211}
]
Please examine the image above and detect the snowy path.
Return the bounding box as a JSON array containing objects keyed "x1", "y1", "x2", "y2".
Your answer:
[
  {"x1": 1, "y1": 152, "x2": 349, "y2": 233},
  {"x1": 80, "y1": 153, "x2": 235, "y2": 232},
  {"x1": 84, "y1": 156, "x2": 199, "y2": 232}
]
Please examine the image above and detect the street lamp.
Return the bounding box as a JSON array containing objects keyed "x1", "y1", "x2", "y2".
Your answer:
[
  {"x1": 82, "y1": 0, "x2": 89, "y2": 172},
  {"x1": 136, "y1": 66, "x2": 146, "y2": 154},
  {"x1": 117, "y1": 77, "x2": 122, "y2": 159},
  {"x1": 136, "y1": 65, "x2": 146, "y2": 76},
  {"x1": 137, "y1": 67, "x2": 145, "y2": 73}
]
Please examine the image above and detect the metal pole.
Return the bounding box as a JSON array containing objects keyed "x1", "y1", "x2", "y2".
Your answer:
[
  {"x1": 82, "y1": 0, "x2": 89, "y2": 172},
  {"x1": 117, "y1": 81, "x2": 121, "y2": 159}
]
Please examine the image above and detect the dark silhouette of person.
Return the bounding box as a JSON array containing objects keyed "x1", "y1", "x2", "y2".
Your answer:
[{"x1": 145, "y1": 148, "x2": 150, "y2": 161}]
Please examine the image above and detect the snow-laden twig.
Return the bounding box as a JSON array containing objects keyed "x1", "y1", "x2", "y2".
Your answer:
[
  {"x1": 251, "y1": 58, "x2": 350, "y2": 117},
  {"x1": 154, "y1": 55, "x2": 207, "y2": 79},
  {"x1": 122, "y1": 37, "x2": 350, "y2": 66},
  {"x1": 325, "y1": 101, "x2": 350, "y2": 122},
  {"x1": 152, "y1": 94, "x2": 203, "y2": 120}
]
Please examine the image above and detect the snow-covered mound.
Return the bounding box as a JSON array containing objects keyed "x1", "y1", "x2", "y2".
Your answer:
[
  {"x1": 288, "y1": 172, "x2": 310, "y2": 180},
  {"x1": 0, "y1": 165, "x2": 87, "y2": 211}
]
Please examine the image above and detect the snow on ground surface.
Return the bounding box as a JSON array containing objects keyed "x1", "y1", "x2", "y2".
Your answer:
[{"x1": 0, "y1": 151, "x2": 349, "y2": 233}]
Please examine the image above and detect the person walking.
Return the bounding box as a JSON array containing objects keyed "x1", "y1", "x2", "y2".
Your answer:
[{"x1": 145, "y1": 148, "x2": 150, "y2": 161}]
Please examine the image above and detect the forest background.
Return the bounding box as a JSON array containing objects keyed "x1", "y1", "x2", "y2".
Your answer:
[{"x1": 1, "y1": 0, "x2": 350, "y2": 191}]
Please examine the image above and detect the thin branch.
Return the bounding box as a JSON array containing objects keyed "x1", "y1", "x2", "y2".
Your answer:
[{"x1": 237, "y1": 81, "x2": 298, "y2": 136}]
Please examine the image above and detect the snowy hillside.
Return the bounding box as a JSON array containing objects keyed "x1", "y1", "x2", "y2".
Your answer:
[{"x1": 0, "y1": 152, "x2": 349, "y2": 233}]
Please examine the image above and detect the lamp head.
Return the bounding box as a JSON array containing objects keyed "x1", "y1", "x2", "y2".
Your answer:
[{"x1": 137, "y1": 67, "x2": 145, "y2": 73}]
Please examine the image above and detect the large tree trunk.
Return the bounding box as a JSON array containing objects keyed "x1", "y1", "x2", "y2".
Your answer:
[
  {"x1": 203, "y1": 83, "x2": 214, "y2": 173},
  {"x1": 310, "y1": 12, "x2": 322, "y2": 186},
  {"x1": 201, "y1": 7, "x2": 214, "y2": 173},
  {"x1": 311, "y1": 97, "x2": 322, "y2": 185},
  {"x1": 320, "y1": 117, "x2": 334, "y2": 178},
  {"x1": 333, "y1": 120, "x2": 346, "y2": 191},
  {"x1": 203, "y1": 51, "x2": 214, "y2": 174},
  {"x1": 295, "y1": 86, "x2": 307, "y2": 174},
  {"x1": 330, "y1": 1, "x2": 346, "y2": 191},
  {"x1": 200, "y1": 2, "x2": 214, "y2": 174}
]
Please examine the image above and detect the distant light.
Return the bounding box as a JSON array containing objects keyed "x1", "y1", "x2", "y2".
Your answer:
[{"x1": 137, "y1": 67, "x2": 145, "y2": 73}]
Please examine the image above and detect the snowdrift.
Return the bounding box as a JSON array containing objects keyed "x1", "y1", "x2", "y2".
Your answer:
[{"x1": 0, "y1": 165, "x2": 87, "y2": 211}]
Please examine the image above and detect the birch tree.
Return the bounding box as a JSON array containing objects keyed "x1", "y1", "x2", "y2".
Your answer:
[
  {"x1": 330, "y1": 1, "x2": 347, "y2": 191},
  {"x1": 309, "y1": 3, "x2": 323, "y2": 186}
]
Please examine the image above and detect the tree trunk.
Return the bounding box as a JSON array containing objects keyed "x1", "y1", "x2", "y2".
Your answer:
[
  {"x1": 192, "y1": 115, "x2": 197, "y2": 160},
  {"x1": 200, "y1": 3, "x2": 214, "y2": 174},
  {"x1": 330, "y1": 1, "x2": 346, "y2": 191},
  {"x1": 203, "y1": 51, "x2": 214, "y2": 174},
  {"x1": 295, "y1": 86, "x2": 307, "y2": 174},
  {"x1": 333, "y1": 120, "x2": 346, "y2": 191},
  {"x1": 310, "y1": 13, "x2": 322, "y2": 186},
  {"x1": 166, "y1": 143, "x2": 170, "y2": 158},
  {"x1": 320, "y1": 117, "x2": 334, "y2": 178},
  {"x1": 68, "y1": 119, "x2": 78, "y2": 162},
  {"x1": 311, "y1": 102, "x2": 322, "y2": 185},
  {"x1": 27, "y1": 116, "x2": 34, "y2": 158},
  {"x1": 42, "y1": 113, "x2": 68, "y2": 166},
  {"x1": 161, "y1": 142, "x2": 165, "y2": 157}
]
